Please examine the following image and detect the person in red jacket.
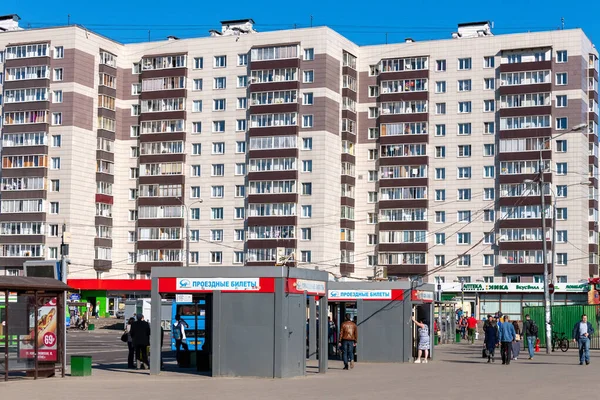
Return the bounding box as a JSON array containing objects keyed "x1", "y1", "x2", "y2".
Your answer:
[{"x1": 467, "y1": 315, "x2": 478, "y2": 344}]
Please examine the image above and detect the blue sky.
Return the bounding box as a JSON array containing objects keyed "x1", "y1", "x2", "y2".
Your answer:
[{"x1": 1, "y1": 1, "x2": 598, "y2": 46}]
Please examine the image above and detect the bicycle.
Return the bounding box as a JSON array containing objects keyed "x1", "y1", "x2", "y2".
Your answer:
[{"x1": 551, "y1": 331, "x2": 569, "y2": 352}]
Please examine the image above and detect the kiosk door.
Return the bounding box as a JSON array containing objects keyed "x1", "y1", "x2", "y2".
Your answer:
[{"x1": 412, "y1": 304, "x2": 432, "y2": 359}]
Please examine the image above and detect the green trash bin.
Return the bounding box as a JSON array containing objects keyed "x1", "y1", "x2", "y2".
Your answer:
[
  {"x1": 88, "y1": 324, "x2": 95, "y2": 331},
  {"x1": 434, "y1": 336, "x2": 439, "y2": 346},
  {"x1": 71, "y1": 355, "x2": 92, "y2": 377},
  {"x1": 455, "y1": 332, "x2": 461, "y2": 343}
]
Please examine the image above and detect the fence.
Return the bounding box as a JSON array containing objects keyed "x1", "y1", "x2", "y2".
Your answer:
[{"x1": 522, "y1": 305, "x2": 600, "y2": 349}]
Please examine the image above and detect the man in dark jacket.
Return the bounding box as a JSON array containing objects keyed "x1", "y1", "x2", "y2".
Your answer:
[
  {"x1": 522, "y1": 314, "x2": 538, "y2": 360},
  {"x1": 130, "y1": 314, "x2": 151, "y2": 370},
  {"x1": 572, "y1": 314, "x2": 595, "y2": 365}
]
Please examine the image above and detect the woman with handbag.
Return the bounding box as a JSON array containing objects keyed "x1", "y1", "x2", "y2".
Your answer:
[
  {"x1": 124, "y1": 317, "x2": 135, "y2": 369},
  {"x1": 483, "y1": 315, "x2": 499, "y2": 363},
  {"x1": 512, "y1": 321, "x2": 521, "y2": 360}
]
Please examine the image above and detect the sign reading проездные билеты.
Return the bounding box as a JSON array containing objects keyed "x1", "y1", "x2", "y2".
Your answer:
[
  {"x1": 328, "y1": 290, "x2": 392, "y2": 300},
  {"x1": 176, "y1": 278, "x2": 260, "y2": 291}
]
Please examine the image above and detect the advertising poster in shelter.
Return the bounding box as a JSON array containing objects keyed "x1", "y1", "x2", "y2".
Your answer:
[{"x1": 19, "y1": 296, "x2": 58, "y2": 362}]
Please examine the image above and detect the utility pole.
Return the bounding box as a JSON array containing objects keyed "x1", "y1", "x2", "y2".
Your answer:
[
  {"x1": 185, "y1": 211, "x2": 190, "y2": 268},
  {"x1": 550, "y1": 195, "x2": 557, "y2": 308},
  {"x1": 60, "y1": 223, "x2": 69, "y2": 368},
  {"x1": 460, "y1": 279, "x2": 465, "y2": 310},
  {"x1": 539, "y1": 151, "x2": 551, "y2": 354}
]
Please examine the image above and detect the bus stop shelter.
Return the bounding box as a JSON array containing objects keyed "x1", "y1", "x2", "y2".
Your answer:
[
  {"x1": 0, "y1": 276, "x2": 70, "y2": 381},
  {"x1": 150, "y1": 266, "x2": 328, "y2": 378},
  {"x1": 328, "y1": 281, "x2": 435, "y2": 363}
]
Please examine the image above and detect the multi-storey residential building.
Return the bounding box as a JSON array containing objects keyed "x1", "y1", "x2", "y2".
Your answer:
[{"x1": 0, "y1": 16, "x2": 598, "y2": 313}]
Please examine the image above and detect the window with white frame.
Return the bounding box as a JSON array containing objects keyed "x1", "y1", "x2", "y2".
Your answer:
[
  {"x1": 483, "y1": 56, "x2": 495, "y2": 69},
  {"x1": 458, "y1": 58, "x2": 472, "y2": 70},
  {"x1": 303, "y1": 92, "x2": 314, "y2": 105},
  {"x1": 304, "y1": 48, "x2": 314, "y2": 61},
  {"x1": 458, "y1": 101, "x2": 472, "y2": 113},
  {"x1": 213, "y1": 121, "x2": 225, "y2": 132},
  {"x1": 484, "y1": 99, "x2": 495, "y2": 112},
  {"x1": 54, "y1": 46, "x2": 64, "y2": 59},
  {"x1": 53, "y1": 90, "x2": 63, "y2": 103},
  {"x1": 556, "y1": 72, "x2": 568, "y2": 85},
  {"x1": 53, "y1": 68, "x2": 63, "y2": 81},
  {"x1": 556, "y1": 95, "x2": 567, "y2": 107},
  {"x1": 458, "y1": 79, "x2": 471, "y2": 92},
  {"x1": 556, "y1": 50, "x2": 568, "y2": 63},
  {"x1": 302, "y1": 115, "x2": 313, "y2": 128},
  {"x1": 303, "y1": 70, "x2": 314, "y2": 83},
  {"x1": 238, "y1": 53, "x2": 248, "y2": 66},
  {"x1": 436, "y1": 59, "x2": 446, "y2": 71},
  {"x1": 214, "y1": 55, "x2": 226, "y2": 68},
  {"x1": 435, "y1": 81, "x2": 446, "y2": 93},
  {"x1": 484, "y1": 77, "x2": 495, "y2": 90},
  {"x1": 192, "y1": 100, "x2": 202, "y2": 112}
]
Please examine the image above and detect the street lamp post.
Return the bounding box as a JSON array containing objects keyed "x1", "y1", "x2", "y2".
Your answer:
[
  {"x1": 535, "y1": 123, "x2": 587, "y2": 354},
  {"x1": 177, "y1": 198, "x2": 203, "y2": 267}
]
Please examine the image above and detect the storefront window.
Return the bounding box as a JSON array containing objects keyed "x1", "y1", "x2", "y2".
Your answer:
[
  {"x1": 500, "y1": 294, "x2": 522, "y2": 321},
  {"x1": 479, "y1": 294, "x2": 500, "y2": 317}
]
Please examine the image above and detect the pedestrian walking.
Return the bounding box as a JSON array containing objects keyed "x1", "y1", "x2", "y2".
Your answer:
[
  {"x1": 328, "y1": 317, "x2": 337, "y2": 356},
  {"x1": 125, "y1": 317, "x2": 135, "y2": 369},
  {"x1": 412, "y1": 317, "x2": 430, "y2": 363},
  {"x1": 172, "y1": 314, "x2": 189, "y2": 366},
  {"x1": 467, "y1": 314, "x2": 478, "y2": 344},
  {"x1": 338, "y1": 313, "x2": 357, "y2": 370},
  {"x1": 572, "y1": 314, "x2": 595, "y2": 365},
  {"x1": 522, "y1": 314, "x2": 538, "y2": 360},
  {"x1": 460, "y1": 316, "x2": 468, "y2": 339},
  {"x1": 499, "y1": 315, "x2": 516, "y2": 365},
  {"x1": 130, "y1": 314, "x2": 151, "y2": 370},
  {"x1": 511, "y1": 321, "x2": 521, "y2": 360},
  {"x1": 483, "y1": 315, "x2": 499, "y2": 363}
]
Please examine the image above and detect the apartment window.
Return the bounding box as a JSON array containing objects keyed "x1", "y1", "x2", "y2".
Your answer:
[
  {"x1": 556, "y1": 73, "x2": 568, "y2": 85},
  {"x1": 214, "y1": 77, "x2": 226, "y2": 89},
  {"x1": 190, "y1": 209, "x2": 200, "y2": 220},
  {"x1": 435, "y1": 168, "x2": 446, "y2": 180},
  {"x1": 483, "y1": 254, "x2": 495, "y2": 266},
  {"x1": 130, "y1": 126, "x2": 140, "y2": 137},
  {"x1": 213, "y1": 99, "x2": 226, "y2": 111},
  {"x1": 484, "y1": 166, "x2": 495, "y2": 178},
  {"x1": 211, "y1": 208, "x2": 224, "y2": 220},
  {"x1": 302, "y1": 183, "x2": 313, "y2": 195},
  {"x1": 214, "y1": 55, "x2": 227, "y2": 68},
  {"x1": 483, "y1": 56, "x2": 495, "y2": 69},
  {"x1": 457, "y1": 255, "x2": 471, "y2": 267},
  {"x1": 484, "y1": 209, "x2": 495, "y2": 222},
  {"x1": 457, "y1": 188, "x2": 472, "y2": 201},
  {"x1": 367, "y1": 213, "x2": 377, "y2": 224},
  {"x1": 54, "y1": 46, "x2": 64, "y2": 59},
  {"x1": 132, "y1": 62, "x2": 141, "y2": 74},
  {"x1": 210, "y1": 229, "x2": 223, "y2": 242},
  {"x1": 191, "y1": 143, "x2": 201, "y2": 155},
  {"x1": 435, "y1": 211, "x2": 446, "y2": 223},
  {"x1": 52, "y1": 135, "x2": 62, "y2": 147},
  {"x1": 304, "y1": 48, "x2": 314, "y2": 61},
  {"x1": 458, "y1": 58, "x2": 472, "y2": 70},
  {"x1": 53, "y1": 68, "x2": 63, "y2": 81},
  {"x1": 484, "y1": 100, "x2": 495, "y2": 112},
  {"x1": 50, "y1": 157, "x2": 61, "y2": 170},
  {"x1": 50, "y1": 202, "x2": 59, "y2": 214},
  {"x1": 302, "y1": 205, "x2": 312, "y2": 218},
  {"x1": 192, "y1": 79, "x2": 203, "y2": 91},
  {"x1": 556, "y1": 117, "x2": 568, "y2": 130},
  {"x1": 235, "y1": 163, "x2": 246, "y2": 176},
  {"x1": 484, "y1": 188, "x2": 495, "y2": 200},
  {"x1": 458, "y1": 211, "x2": 472, "y2": 223},
  {"x1": 368, "y1": 107, "x2": 379, "y2": 118},
  {"x1": 237, "y1": 97, "x2": 247, "y2": 109},
  {"x1": 130, "y1": 167, "x2": 139, "y2": 179},
  {"x1": 236, "y1": 119, "x2": 247, "y2": 132},
  {"x1": 457, "y1": 167, "x2": 472, "y2": 179},
  {"x1": 457, "y1": 232, "x2": 471, "y2": 245},
  {"x1": 435, "y1": 233, "x2": 446, "y2": 245},
  {"x1": 556, "y1": 50, "x2": 568, "y2": 63},
  {"x1": 368, "y1": 128, "x2": 380, "y2": 139},
  {"x1": 436, "y1": 59, "x2": 446, "y2": 71},
  {"x1": 129, "y1": 189, "x2": 138, "y2": 200},
  {"x1": 556, "y1": 162, "x2": 568, "y2": 175},
  {"x1": 191, "y1": 165, "x2": 201, "y2": 177},
  {"x1": 211, "y1": 186, "x2": 224, "y2": 198},
  {"x1": 484, "y1": 78, "x2": 495, "y2": 90},
  {"x1": 210, "y1": 252, "x2": 223, "y2": 264},
  {"x1": 236, "y1": 141, "x2": 246, "y2": 153},
  {"x1": 191, "y1": 186, "x2": 201, "y2": 198},
  {"x1": 433, "y1": 255, "x2": 445, "y2": 267},
  {"x1": 435, "y1": 124, "x2": 446, "y2": 137},
  {"x1": 131, "y1": 83, "x2": 141, "y2": 95},
  {"x1": 238, "y1": 53, "x2": 248, "y2": 66},
  {"x1": 50, "y1": 179, "x2": 60, "y2": 192},
  {"x1": 302, "y1": 138, "x2": 313, "y2": 150},
  {"x1": 556, "y1": 185, "x2": 568, "y2": 197},
  {"x1": 368, "y1": 86, "x2": 379, "y2": 97},
  {"x1": 52, "y1": 113, "x2": 62, "y2": 125},
  {"x1": 212, "y1": 164, "x2": 225, "y2": 176},
  {"x1": 557, "y1": 230, "x2": 568, "y2": 243},
  {"x1": 303, "y1": 70, "x2": 314, "y2": 83},
  {"x1": 458, "y1": 123, "x2": 472, "y2": 135},
  {"x1": 234, "y1": 229, "x2": 244, "y2": 242},
  {"x1": 302, "y1": 115, "x2": 314, "y2": 128},
  {"x1": 131, "y1": 104, "x2": 140, "y2": 116},
  {"x1": 192, "y1": 100, "x2": 203, "y2": 113},
  {"x1": 300, "y1": 228, "x2": 312, "y2": 241},
  {"x1": 557, "y1": 253, "x2": 568, "y2": 265},
  {"x1": 484, "y1": 122, "x2": 495, "y2": 134},
  {"x1": 435, "y1": 81, "x2": 447, "y2": 93},
  {"x1": 435, "y1": 103, "x2": 446, "y2": 115},
  {"x1": 237, "y1": 76, "x2": 248, "y2": 88},
  {"x1": 366, "y1": 234, "x2": 377, "y2": 246},
  {"x1": 213, "y1": 121, "x2": 225, "y2": 132},
  {"x1": 193, "y1": 57, "x2": 204, "y2": 69},
  {"x1": 53, "y1": 90, "x2": 63, "y2": 103},
  {"x1": 556, "y1": 140, "x2": 567, "y2": 152},
  {"x1": 484, "y1": 144, "x2": 495, "y2": 156},
  {"x1": 303, "y1": 92, "x2": 314, "y2": 105},
  {"x1": 458, "y1": 79, "x2": 471, "y2": 92},
  {"x1": 484, "y1": 232, "x2": 495, "y2": 244},
  {"x1": 192, "y1": 122, "x2": 202, "y2": 133},
  {"x1": 435, "y1": 146, "x2": 446, "y2": 158},
  {"x1": 435, "y1": 189, "x2": 446, "y2": 201},
  {"x1": 299, "y1": 251, "x2": 312, "y2": 263},
  {"x1": 129, "y1": 210, "x2": 138, "y2": 221},
  {"x1": 302, "y1": 160, "x2": 313, "y2": 172},
  {"x1": 368, "y1": 149, "x2": 378, "y2": 160},
  {"x1": 556, "y1": 275, "x2": 568, "y2": 283},
  {"x1": 457, "y1": 145, "x2": 471, "y2": 157},
  {"x1": 368, "y1": 170, "x2": 378, "y2": 182},
  {"x1": 556, "y1": 208, "x2": 568, "y2": 220},
  {"x1": 458, "y1": 101, "x2": 472, "y2": 113}
]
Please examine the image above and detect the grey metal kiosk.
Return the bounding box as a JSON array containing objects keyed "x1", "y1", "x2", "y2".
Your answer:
[
  {"x1": 150, "y1": 266, "x2": 328, "y2": 377},
  {"x1": 328, "y1": 281, "x2": 435, "y2": 363}
]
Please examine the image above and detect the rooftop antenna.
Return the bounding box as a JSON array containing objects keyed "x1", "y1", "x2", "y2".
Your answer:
[
  {"x1": 148, "y1": 30, "x2": 151, "y2": 42},
  {"x1": 561, "y1": 17, "x2": 565, "y2": 30},
  {"x1": 385, "y1": 32, "x2": 388, "y2": 44},
  {"x1": 68, "y1": 14, "x2": 70, "y2": 25},
  {"x1": 310, "y1": 15, "x2": 313, "y2": 28}
]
